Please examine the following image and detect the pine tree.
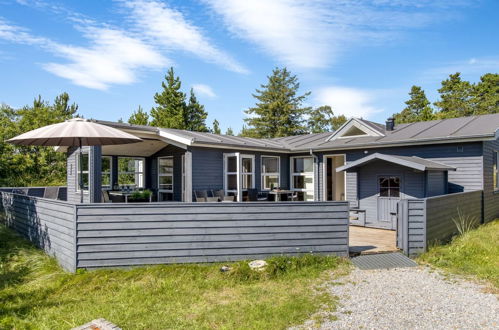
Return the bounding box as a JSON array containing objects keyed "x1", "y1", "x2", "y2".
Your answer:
[
  {"x1": 244, "y1": 67, "x2": 311, "y2": 138},
  {"x1": 185, "y1": 89, "x2": 209, "y2": 132},
  {"x1": 128, "y1": 105, "x2": 149, "y2": 125},
  {"x1": 473, "y1": 73, "x2": 499, "y2": 115},
  {"x1": 225, "y1": 127, "x2": 234, "y2": 136},
  {"x1": 434, "y1": 73, "x2": 474, "y2": 118},
  {"x1": 211, "y1": 119, "x2": 221, "y2": 134},
  {"x1": 307, "y1": 105, "x2": 347, "y2": 133},
  {"x1": 394, "y1": 86, "x2": 434, "y2": 124},
  {"x1": 150, "y1": 67, "x2": 187, "y2": 129}
]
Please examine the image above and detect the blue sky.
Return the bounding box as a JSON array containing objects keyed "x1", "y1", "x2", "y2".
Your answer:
[{"x1": 0, "y1": 0, "x2": 498, "y2": 133}]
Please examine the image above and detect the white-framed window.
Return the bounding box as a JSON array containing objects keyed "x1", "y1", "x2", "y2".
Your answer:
[
  {"x1": 291, "y1": 156, "x2": 314, "y2": 201},
  {"x1": 494, "y1": 151, "x2": 499, "y2": 191},
  {"x1": 158, "y1": 156, "x2": 174, "y2": 201},
  {"x1": 101, "y1": 156, "x2": 112, "y2": 189},
  {"x1": 118, "y1": 157, "x2": 145, "y2": 188},
  {"x1": 224, "y1": 153, "x2": 238, "y2": 196},
  {"x1": 261, "y1": 156, "x2": 280, "y2": 190},
  {"x1": 241, "y1": 154, "x2": 255, "y2": 190},
  {"x1": 76, "y1": 152, "x2": 89, "y2": 192},
  {"x1": 224, "y1": 153, "x2": 255, "y2": 201}
]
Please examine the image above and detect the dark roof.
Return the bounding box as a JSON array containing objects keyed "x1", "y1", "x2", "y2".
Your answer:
[
  {"x1": 336, "y1": 153, "x2": 457, "y2": 172},
  {"x1": 97, "y1": 113, "x2": 499, "y2": 152}
]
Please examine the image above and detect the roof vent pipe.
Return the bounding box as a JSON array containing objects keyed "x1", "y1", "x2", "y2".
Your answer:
[{"x1": 386, "y1": 117, "x2": 395, "y2": 131}]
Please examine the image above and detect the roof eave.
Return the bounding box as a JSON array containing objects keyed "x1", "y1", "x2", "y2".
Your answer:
[{"x1": 297, "y1": 134, "x2": 496, "y2": 153}]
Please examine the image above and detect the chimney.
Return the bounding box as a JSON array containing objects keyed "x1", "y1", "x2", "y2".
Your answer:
[{"x1": 386, "y1": 117, "x2": 395, "y2": 131}]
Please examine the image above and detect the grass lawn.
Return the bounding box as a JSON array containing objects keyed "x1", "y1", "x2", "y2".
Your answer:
[
  {"x1": 0, "y1": 224, "x2": 348, "y2": 329},
  {"x1": 419, "y1": 219, "x2": 499, "y2": 290}
]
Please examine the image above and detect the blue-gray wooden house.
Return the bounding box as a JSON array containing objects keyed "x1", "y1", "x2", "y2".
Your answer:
[{"x1": 62, "y1": 113, "x2": 499, "y2": 230}]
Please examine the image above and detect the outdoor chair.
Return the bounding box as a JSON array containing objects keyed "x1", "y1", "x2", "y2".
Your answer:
[
  {"x1": 27, "y1": 187, "x2": 44, "y2": 197},
  {"x1": 194, "y1": 190, "x2": 211, "y2": 202},
  {"x1": 214, "y1": 189, "x2": 234, "y2": 202},
  {"x1": 101, "y1": 190, "x2": 112, "y2": 203},
  {"x1": 205, "y1": 190, "x2": 220, "y2": 202},
  {"x1": 287, "y1": 191, "x2": 299, "y2": 201},
  {"x1": 43, "y1": 186, "x2": 59, "y2": 200},
  {"x1": 247, "y1": 188, "x2": 269, "y2": 202}
]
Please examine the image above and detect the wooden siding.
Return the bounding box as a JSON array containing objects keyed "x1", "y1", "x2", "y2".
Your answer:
[
  {"x1": 397, "y1": 199, "x2": 426, "y2": 257},
  {"x1": 398, "y1": 190, "x2": 483, "y2": 256},
  {"x1": 67, "y1": 146, "x2": 93, "y2": 203},
  {"x1": 0, "y1": 192, "x2": 76, "y2": 271},
  {"x1": 356, "y1": 161, "x2": 424, "y2": 228},
  {"x1": 190, "y1": 147, "x2": 290, "y2": 193},
  {"x1": 74, "y1": 202, "x2": 349, "y2": 269},
  {"x1": 426, "y1": 171, "x2": 446, "y2": 197},
  {"x1": 482, "y1": 139, "x2": 499, "y2": 222},
  {"x1": 316, "y1": 142, "x2": 484, "y2": 202},
  {"x1": 425, "y1": 190, "x2": 483, "y2": 244}
]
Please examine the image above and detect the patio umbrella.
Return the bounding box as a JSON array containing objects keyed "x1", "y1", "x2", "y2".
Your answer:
[{"x1": 8, "y1": 118, "x2": 142, "y2": 203}]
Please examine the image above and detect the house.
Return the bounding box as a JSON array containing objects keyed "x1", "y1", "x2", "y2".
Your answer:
[{"x1": 62, "y1": 113, "x2": 499, "y2": 230}]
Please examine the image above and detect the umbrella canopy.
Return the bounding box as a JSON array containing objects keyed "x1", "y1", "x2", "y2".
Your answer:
[
  {"x1": 8, "y1": 118, "x2": 142, "y2": 146},
  {"x1": 7, "y1": 118, "x2": 143, "y2": 203}
]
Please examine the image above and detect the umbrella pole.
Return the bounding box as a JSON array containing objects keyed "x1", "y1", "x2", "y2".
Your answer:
[{"x1": 79, "y1": 138, "x2": 83, "y2": 203}]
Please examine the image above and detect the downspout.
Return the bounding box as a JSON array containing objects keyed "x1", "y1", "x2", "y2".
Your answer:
[{"x1": 310, "y1": 149, "x2": 319, "y2": 201}]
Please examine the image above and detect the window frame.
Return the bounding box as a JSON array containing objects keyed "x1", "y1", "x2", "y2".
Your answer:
[
  {"x1": 76, "y1": 152, "x2": 89, "y2": 192},
  {"x1": 158, "y1": 156, "x2": 174, "y2": 201},
  {"x1": 224, "y1": 153, "x2": 239, "y2": 196},
  {"x1": 101, "y1": 156, "x2": 112, "y2": 189},
  {"x1": 117, "y1": 156, "x2": 145, "y2": 188},
  {"x1": 223, "y1": 153, "x2": 256, "y2": 201},
  {"x1": 240, "y1": 154, "x2": 255, "y2": 191},
  {"x1": 290, "y1": 156, "x2": 315, "y2": 201},
  {"x1": 261, "y1": 156, "x2": 280, "y2": 190},
  {"x1": 378, "y1": 176, "x2": 401, "y2": 198}
]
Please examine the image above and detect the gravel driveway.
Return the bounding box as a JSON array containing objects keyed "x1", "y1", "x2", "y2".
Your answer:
[{"x1": 302, "y1": 267, "x2": 498, "y2": 329}]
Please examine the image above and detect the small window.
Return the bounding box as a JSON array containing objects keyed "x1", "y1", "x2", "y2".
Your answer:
[
  {"x1": 494, "y1": 151, "x2": 498, "y2": 191},
  {"x1": 379, "y1": 176, "x2": 400, "y2": 197},
  {"x1": 261, "y1": 156, "x2": 280, "y2": 190}
]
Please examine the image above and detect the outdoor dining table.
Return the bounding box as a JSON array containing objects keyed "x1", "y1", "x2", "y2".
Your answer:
[
  {"x1": 108, "y1": 191, "x2": 152, "y2": 203},
  {"x1": 268, "y1": 189, "x2": 294, "y2": 202}
]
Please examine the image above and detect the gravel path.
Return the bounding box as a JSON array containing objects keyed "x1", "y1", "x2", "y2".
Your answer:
[{"x1": 304, "y1": 267, "x2": 498, "y2": 329}]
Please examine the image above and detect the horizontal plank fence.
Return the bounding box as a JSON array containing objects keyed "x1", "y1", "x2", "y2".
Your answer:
[
  {"x1": 398, "y1": 190, "x2": 483, "y2": 256},
  {"x1": 75, "y1": 202, "x2": 350, "y2": 269},
  {"x1": 425, "y1": 190, "x2": 483, "y2": 244},
  {"x1": 0, "y1": 191, "x2": 349, "y2": 272},
  {"x1": 0, "y1": 192, "x2": 76, "y2": 271}
]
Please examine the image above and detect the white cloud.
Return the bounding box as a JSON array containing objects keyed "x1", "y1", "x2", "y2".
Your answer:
[
  {"x1": 119, "y1": 0, "x2": 248, "y2": 74},
  {"x1": 0, "y1": 18, "x2": 168, "y2": 90},
  {"x1": 423, "y1": 57, "x2": 499, "y2": 81},
  {"x1": 314, "y1": 86, "x2": 385, "y2": 118},
  {"x1": 203, "y1": 0, "x2": 472, "y2": 69},
  {"x1": 192, "y1": 84, "x2": 216, "y2": 98}
]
